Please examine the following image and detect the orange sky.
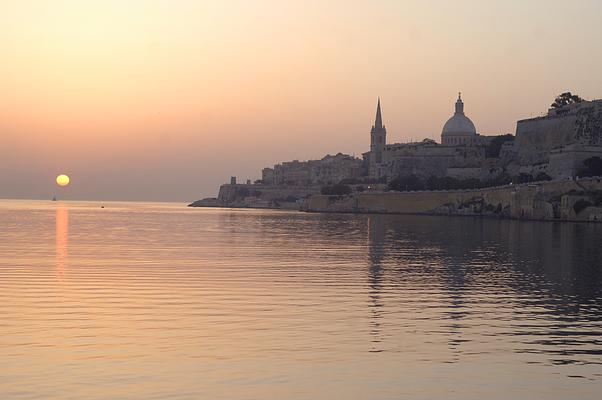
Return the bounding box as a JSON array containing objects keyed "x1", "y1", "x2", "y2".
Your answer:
[{"x1": 1, "y1": 0, "x2": 602, "y2": 201}]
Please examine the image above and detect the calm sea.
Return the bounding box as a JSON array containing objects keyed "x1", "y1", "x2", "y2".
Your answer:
[{"x1": 0, "y1": 200, "x2": 601, "y2": 399}]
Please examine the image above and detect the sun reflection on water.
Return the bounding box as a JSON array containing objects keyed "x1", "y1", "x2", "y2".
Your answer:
[
  {"x1": 0, "y1": 202, "x2": 600, "y2": 399},
  {"x1": 55, "y1": 204, "x2": 69, "y2": 276}
]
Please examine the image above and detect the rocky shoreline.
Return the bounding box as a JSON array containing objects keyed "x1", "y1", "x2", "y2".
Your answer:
[
  {"x1": 190, "y1": 177, "x2": 602, "y2": 223},
  {"x1": 302, "y1": 177, "x2": 602, "y2": 222}
]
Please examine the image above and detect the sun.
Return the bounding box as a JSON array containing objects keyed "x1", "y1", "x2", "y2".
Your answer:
[{"x1": 56, "y1": 174, "x2": 70, "y2": 187}]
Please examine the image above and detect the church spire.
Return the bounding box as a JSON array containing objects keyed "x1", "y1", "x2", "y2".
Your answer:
[{"x1": 374, "y1": 98, "x2": 383, "y2": 129}]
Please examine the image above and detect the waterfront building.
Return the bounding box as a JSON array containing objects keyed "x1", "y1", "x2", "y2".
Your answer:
[{"x1": 230, "y1": 93, "x2": 602, "y2": 195}]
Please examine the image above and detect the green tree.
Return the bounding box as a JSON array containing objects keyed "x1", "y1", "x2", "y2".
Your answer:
[
  {"x1": 517, "y1": 173, "x2": 533, "y2": 184},
  {"x1": 339, "y1": 178, "x2": 361, "y2": 185},
  {"x1": 321, "y1": 184, "x2": 352, "y2": 196},
  {"x1": 573, "y1": 199, "x2": 593, "y2": 214},
  {"x1": 578, "y1": 156, "x2": 602, "y2": 177},
  {"x1": 388, "y1": 175, "x2": 424, "y2": 191},
  {"x1": 490, "y1": 172, "x2": 512, "y2": 186},
  {"x1": 486, "y1": 134, "x2": 514, "y2": 158},
  {"x1": 551, "y1": 92, "x2": 584, "y2": 109}
]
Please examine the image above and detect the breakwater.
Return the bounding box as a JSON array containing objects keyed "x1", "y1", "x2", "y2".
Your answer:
[{"x1": 302, "y1": 177, "x2": 602, "y2": 222}]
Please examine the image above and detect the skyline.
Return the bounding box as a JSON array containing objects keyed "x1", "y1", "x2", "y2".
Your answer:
[{"x1": 2, "y1": 0, "x2": 602, "y2": 201}]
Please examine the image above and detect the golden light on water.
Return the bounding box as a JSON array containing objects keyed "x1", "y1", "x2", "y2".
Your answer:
[
  {"x1": 56, "y1": 174, "x2": 70, "y2": 187},
  {"x1": 55, "y1": 205, "x2": 68, "y2": 277}
]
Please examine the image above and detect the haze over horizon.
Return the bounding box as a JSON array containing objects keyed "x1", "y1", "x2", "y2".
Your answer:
[{"x1": 2, "y1": 0, "x2": 602, "y2": 201}]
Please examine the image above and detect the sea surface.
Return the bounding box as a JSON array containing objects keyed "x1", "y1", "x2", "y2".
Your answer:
[{"x1": 0, "y1": 200, "x2": 601, "y2": 399}]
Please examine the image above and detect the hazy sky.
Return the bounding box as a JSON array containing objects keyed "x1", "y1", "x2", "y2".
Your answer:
[{"x1": 2, "y1": 0, "x2": 602, "y2": 201}]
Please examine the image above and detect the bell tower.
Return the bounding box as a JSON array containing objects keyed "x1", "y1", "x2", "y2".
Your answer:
[{"x1": 369, "y1": 98, "x2": 387, "y2": 180}]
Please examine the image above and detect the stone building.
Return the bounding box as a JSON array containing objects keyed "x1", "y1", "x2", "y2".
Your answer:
[
  {"x1": 364, "y1": 94, "x2": 496, "y2": 182},
  {"x1": 513, "y1": 99, "x2": 602, "y2": 179},
  {"x1": 246, "y1": 93, "x2": 602, "y2": 193},
  {"x1": 261, "y1": 167, "x2": 274, "y2": 184},
  {"x1": 368, "y1": 98, "x2": 387, "y2": 180},
  {"x1": 441, "y1": 93, "x2": 485, "y2": 146},
  {"x1": 262, "y1": 153, "x2": 364, "y2": 186}
]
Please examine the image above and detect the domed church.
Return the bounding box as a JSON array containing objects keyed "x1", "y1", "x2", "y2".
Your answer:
[
  {"x1": 363, "y1": 93, "x2": 493, "y2": 180},
  {"x1": 441, "y1": 93, "x2": 479, "y2": 145}
]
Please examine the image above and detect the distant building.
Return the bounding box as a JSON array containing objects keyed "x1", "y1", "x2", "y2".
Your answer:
[
  {"x1": 230, "y1": 93, "x2": 602, "y2": 191},
  {"x1": 514, "y1": 99, "x2": 602, "y2": 179},
  {"x1": 364, "y1": 94, "x2": 497, "y2": 182},
  {"x1": 265, "y1": 153, "x2": 364, "y2": 186},
  {"x1": 261, "y1": 167, "x2": 274, "y2": 184},
  {"x1": 368, "y1": 98, "x2": 387, "y2": 180},
  {"x1": 441, "y1": 93, "x2": 480, "y2": 146}
]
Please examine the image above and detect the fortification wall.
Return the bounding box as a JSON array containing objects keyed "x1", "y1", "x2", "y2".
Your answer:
[
  {"x1": 515, "y1": 116, "x2": 577, "y2": 165},
  {"x1": 548, "y1": 144, "x2": 602, "y2": 179},
  {"x1": 515, "y1": 101, "x2": 602, "y2": 169},
  {"x1": 303, "y1": 177, "x2": 602, "y2": 222},
  {"x1": 304, "y1": 187, "x2": 507, "y2": 214},
  {"x1": 516, "y1": 116, "x2": 577, "y2": 151},
  {"x1": 217, "y1": 184, "x2": 320, "y2": 208}
]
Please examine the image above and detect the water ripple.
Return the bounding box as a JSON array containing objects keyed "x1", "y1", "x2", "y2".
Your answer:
[{"x1": 0, "y1": 200, "x2": 601, "y2": 399}]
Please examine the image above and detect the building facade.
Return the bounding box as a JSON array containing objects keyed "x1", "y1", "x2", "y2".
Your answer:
[
  {"x1": 514, "y1": 99, "x2": 602, "y2": 179},
  {"x1": 234, "y1": 93, "x2": 602, "y2": 192},
  {"x1": 364, "y1": 94, "x2": 496, "y2": 182},
  {"x1": 262, "y1": 153, "x2": 364, "y2": 186},
  {"x1": 441, "y1": 93, "x2": 480, "y2": 145}
]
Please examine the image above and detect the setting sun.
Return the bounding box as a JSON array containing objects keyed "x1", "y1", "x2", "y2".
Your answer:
[
  {"x1": 1, "y1": 2, "x2": 601, "y2": 399},
  {"x1": 56, "y1": 174, "x2": 70, "y2": 187}
]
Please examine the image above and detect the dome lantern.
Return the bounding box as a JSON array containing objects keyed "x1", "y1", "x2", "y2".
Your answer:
[{"x1": 455, "y1": 92, "x2": 464, "y2": 114}]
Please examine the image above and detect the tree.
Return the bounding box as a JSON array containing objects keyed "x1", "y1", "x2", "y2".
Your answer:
[
  {"x1": 426, "y1": 175, "x2": 489, "y2": 190},
  {"x1": 486, "y1": 134, "x2": 514, "y2": 158},
  {"x1": 551, "y1": 92, "x2": 584, "y2": 109},
  {"x1": 517, "y1": 173, "x2": 533, "y2": 184},
  {"x1": 578, "y1": 156, "x2": 602, "y2": 177},
  {"x1": 534, "y1": 172, "x2": 552, "y2": 182},
  {"x1": 573, "y1": 199, "x2": 593, "y2": 214},
  {"x1": 490, "y1": 172, "x2": 512, "y2": 186},
  {"x1": 462, "y1": 178, "x2": 483, "y2": 189},
  {"x1": 388, "y1": 175, "x2": 424, "y2": 191},
  {"x1": 321, "y1": 184, "x2": 352, "y2": 196}
]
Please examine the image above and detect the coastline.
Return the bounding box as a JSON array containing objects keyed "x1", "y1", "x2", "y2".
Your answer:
[{"x1": 191, "y1": 177, "x2": 602, "y2": 223}]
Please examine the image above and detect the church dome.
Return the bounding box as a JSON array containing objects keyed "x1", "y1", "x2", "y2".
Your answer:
[{"x1": 441, "y1": 93, "x2": 476, "y2": 136}]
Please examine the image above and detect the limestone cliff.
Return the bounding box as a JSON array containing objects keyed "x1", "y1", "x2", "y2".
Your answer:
[{"x1": 302, "y1": 177, "x2": 602, "y2": 222}]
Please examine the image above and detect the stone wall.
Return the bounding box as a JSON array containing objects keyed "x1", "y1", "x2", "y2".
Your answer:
[
  {"x1": 515, "y1": 99, "x2": 602, "y2": 171},
  {"x1": 302, "y1": 177, "x2": 602, "y2": 222},
  {"x1": 446, "y1": 167, "x2": 484, "y2": 180},
  {"x1": 381, "y1": 140, "x2": 491, "y2": 181},
  {"x1": 515, "y1": 115, "x2": 578, "y2": 165},
  {"x1": 548, "y1": 143, "x2": 602, "y2": 179},
  {"x1": 216, "y1": 183, "x2": 321, "y2": 208}
]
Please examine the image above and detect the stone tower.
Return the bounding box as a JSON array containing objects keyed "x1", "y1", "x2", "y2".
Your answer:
[{"x1": 370, "y1": 98, "x2": 387, "y2": 180}]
